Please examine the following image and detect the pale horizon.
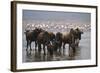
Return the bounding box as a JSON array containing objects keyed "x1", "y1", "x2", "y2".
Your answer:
[{"x1": 23, "y1": 10, "x2": 91, "y2": 25}]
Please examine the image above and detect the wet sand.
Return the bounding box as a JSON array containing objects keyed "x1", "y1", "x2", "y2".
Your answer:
[{"x1": 22, "y1": 31, "x2": 91, "y2": 62}]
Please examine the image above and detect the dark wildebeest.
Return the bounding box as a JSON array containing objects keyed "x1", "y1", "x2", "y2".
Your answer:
[
  {"x1": 48, "y1": 32, "x2": 55, "y2": 43},
  {"x1": 55, "y1": 32, "x2": 63, "y2": 54},
  {"x1": 47, "y1": 44, "x2": 54, "y2": 56},
  {"x1": 45, "y1": 32, "x2": 56, "y2": 56},
  {"x1": 47, "y1": 40, "x2": 59, "y2": 56},
  {"x1": 37, "y1": 31, "x2": 50, "y2": 55},
  {"x1": 25, "y1": 28, "x2": 43, "y2": 51},
  {"x1": 74, "y1": 28, "x2": 83, "y2": 47}
]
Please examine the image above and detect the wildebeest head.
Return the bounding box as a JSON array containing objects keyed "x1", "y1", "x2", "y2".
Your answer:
[
  {"x1": 70, "y1": 28, "x2": 83, "y2": 41},
  {"x1": 75, "y1": 28, "x2": 83, "y2": 40},
  {"x1": 24, "y1": 28, "x2": 44, "y2": 41},
  {"x1": 48, "y1": 32, "x2": 55, "y2": 42},
  {"x1": 55, "y1": 32, "x2": 62, "y2": 42},
  {"x1": 33, "y1": 28, "x2": 44, "y2": 35}
]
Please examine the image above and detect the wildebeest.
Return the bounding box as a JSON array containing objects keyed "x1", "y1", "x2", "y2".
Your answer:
[
  {"x1": 61, "y1": 28, "x2": 83, "y2": 55},
  {"x1": 25, "y1": 28, "x2": 43, "y2": 51},
  {"x1": 37, "y1": 31, "x2": 50, "y2": 55},
  {"x1": 74, "y1": 28, "x2": 83, "y2": 47},
  {"x1": 62, "y1": 28, "x2": 76, "y2": 55},
  {"x1": 49, "y1": 29, "x2": 76, "y2": 55},
  {"x1": 55, "y1": 32, "x2": 63, "y2": 54},
  {"x1": 48, "y1": 32, "x2": 55, "y2": 43},
  {"x1": 47, "y1": 40, "x2": 59, "y2": 56},
  {"x1": 47, "y1": 43, "x2": 54, "y2": 56}
]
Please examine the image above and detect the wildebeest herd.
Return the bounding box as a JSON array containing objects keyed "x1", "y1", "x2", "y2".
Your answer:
[{"x1": 24, "y1": 27, "x2": 83, "y2": 57}]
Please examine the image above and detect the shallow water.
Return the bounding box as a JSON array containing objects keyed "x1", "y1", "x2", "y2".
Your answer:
[{"x1": 22, "y1": 31, "x2": 91, "y2": 62}]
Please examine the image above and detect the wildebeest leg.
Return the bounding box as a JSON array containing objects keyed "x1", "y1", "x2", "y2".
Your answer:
[
  {"x1": 69, "y1": 44, "x2": 71, "y2": 56},
  {"x1": 69, "y1": 44, "x2": 74, "y2": 57},
  {"x1": 38, "y1": 44, "x2": 41, "y2": 54},
  {"x1": 72, "y1": 44, "x2": 76, "y2": 55},
  {"x1": 73, "y1": 48, "x2": 76, "y2": 55},
  {"x1": 35, "y1": 41, "x2": 37, "y2": 51},
  {"x1": 75, "y1": 39, "x2": 79, "y2": 47},
  {"x1": 58, "y1": 46, "x2": 61, "y2": 55},
  {"x1": 43, "y1": 44, "x2": 46, "y2": 55},
  {"x1": 26, "y1": 40, "x2": 29, "y2": 51},
  {"x1": 29, "y1": 41, "x2": 32, "y2": 51},
  {"x1": 63, "y1": 43, "x2": 65, "y2": 55}
]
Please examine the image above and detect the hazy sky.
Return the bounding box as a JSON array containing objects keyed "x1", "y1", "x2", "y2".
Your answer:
[{"x1": 23, "y1": 10, "x2": 91, "y2": 24}]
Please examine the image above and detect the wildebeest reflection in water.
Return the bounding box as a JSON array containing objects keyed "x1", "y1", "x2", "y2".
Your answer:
[{"x1": 22, "y1": 28, "x2": 91, "y2": 62}]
